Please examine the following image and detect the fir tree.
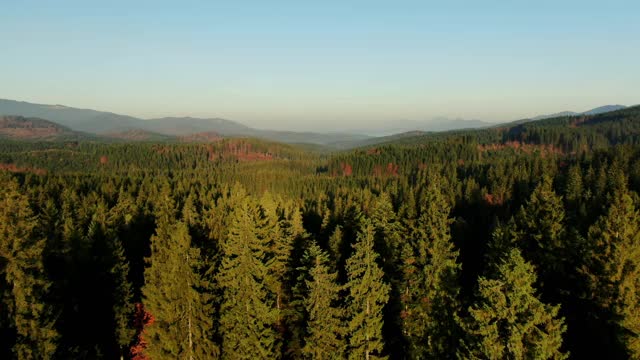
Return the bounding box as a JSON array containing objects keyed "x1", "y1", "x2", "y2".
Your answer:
[
  {"x1": 301, "y1": 242, "x2": 346, "y2": 359},
  {"x1": 328, "y1": 225, "x2": 344, "y2": 271},
  {"x1": 370, "y1": 193, "x2": 405, "y2": 357},
  {"x1": 0, "y1": 177, "x2": 58, "y2": 359},
  {"x1": 583, "y1": 191, "x2": 640, "y2": 357},
  {"x1": 370, "y1": 192, "x2": 403, "y2": 270},
  {"x1": 77, "y1": 203, "x2": 136, "y2": 359},
  {"x1": 142, "y1": 186, "x2": 217, "y2": 359},
  {"x1": 217, "y1": 196, "x2": 278, "y2": 359},
  {"x1": 401, "y1": 178, "x2": 460, "y2": 359},
  {"x1": 458, "y1": 249, "x2": 568, "y2": 360},
  {"x1": 345, "y1": 219, "x2": 390, "y2": 360},
  {"x1": 516, "y1": 176, "x2": 567, "y2": 288}
]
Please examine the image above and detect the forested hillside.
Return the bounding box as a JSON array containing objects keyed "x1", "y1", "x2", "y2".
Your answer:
[
  {"x1": 1, "y1": 108, "x2": 640, "y2": 359},
  {"x1": 0, "y1": 116, "x2": 91, "y2": 141},
  {"x1": 0, "y1": 99, "x2": 372, "y2": 146}
]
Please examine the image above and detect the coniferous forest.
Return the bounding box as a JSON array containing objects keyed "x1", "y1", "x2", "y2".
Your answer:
[{"x1": 1, "y1": 107, "x2": 640, "y2": 359}]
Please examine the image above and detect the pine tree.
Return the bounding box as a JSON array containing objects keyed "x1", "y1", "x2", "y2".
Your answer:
[
  {"x1": 401, "y1": 177, "x2": 460, "y2": 359},
  {"x1": 261, "y1": 195, "x2": 305, "y2": 355},
  {"x1": 583, "y1": 191, "x2": 640, "y2": 357},
  {"x1": 485, "y1": 218, "x2": 520, "y2": 268},
  {"x1": 516, "y1": 176, "x2": 567, "y2": 287},
  {"x1": 370, "y1": 193, "x2": 403, "y2": 270},
  {"x1": 103, "y1": 201, "x2": 139, "y2": 357},
  {"x1": 109, "y1": 235, "x2": 136, "y2": 356},
  {"x1": 0, "y1": 177, "x2": 58, "y2": 359},
  {"x1": 77, "y1": 203, "x2": 136, "y2": 359},
  {"x1": 261, "y1": 194, "x2": 291, "y2": 317},
  {"x1": 142, "y1": 185, "x2": 217, "y2": 359},
  {"x1": 370, "y1": 193, "x2": 405, "y2": 357},
  {"x1": 345, "y1": 219, "x2": 390, "y2": 360},
  {"x1": 564, "y1": 164, "x2": 588, "y2": 225},
  {"x1": 217, "y1": 196, "x2": 278, "y2": 359},
  {"x1": 301, "y1": 242, "x2": 346, "y2": 359},
  {"x1": 457, "y1": 249, "x2": 568, "y2": 360},
  {"x1": 328, "y1": 225, "x2": 344, "y2": 271}
]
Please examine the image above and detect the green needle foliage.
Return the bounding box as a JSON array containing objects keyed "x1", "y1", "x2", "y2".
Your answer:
[
  {"x1": 0, "y1": 177, "x2": 58, "y2": 359},
  {"x1": 302, "y1": 242, "x2": 346, "y2": 359},
  {"x1": 142, "y1": 185, "x2": 217, "y2": 359},
  {"x1": 401, "y1": 177, "x2": 461, "y2": 359},
  {"x1": 1, "y1": 106, "x2": 640, "y2": 357},
  {"x1": 516, "y1": 176, "x2": 567, "y2": 284},
  {"x1": 583, "y1": 190, "x2": 640, "y2": 357},
  {"x1": 458, "y1": 249, "x2": 568, "y2": 360},
  {"x1": 346, "y1": 218, "x2": 391, "y2": 360},
  {"x1": 216, "y1": 196, "x2": 278, "y2": 359}
]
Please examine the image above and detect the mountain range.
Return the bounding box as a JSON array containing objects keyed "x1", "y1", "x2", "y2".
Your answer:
[
  {"x1": 0, "y1": 115, "x2": 92, "y2": 141},
  {"x1": 527, "y1": 105, "x2": 627, "y2": 121},
  {"x1": 352, "y1": 118, "x2": 494, "y2": 136},
  {"x1": 0, "y1": 99, "x2": 631, "y2": 147},
  {"x1": 0, "y1": 99, "x2": 371, "y2": 145}
]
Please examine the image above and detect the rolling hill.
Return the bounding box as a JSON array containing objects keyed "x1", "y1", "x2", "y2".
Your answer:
[
  {"x1": 528, "y1": 104, "x2": 627, "y2": 121},
  {"x1": 0, "y1": 115, "x2": 91, "y2": 141},
  {"x1": 0, "y1": 99, "x2": 370, "y2": 146},
  {"x1": 0, "y1": 99, "x2": 634, "y2": 149},
  {"x1": 104, "y1": 129, "x2": 175, "y2": 142},
  {"x1": 353, "y1": 105, "x2": 640, "y2": 151}
]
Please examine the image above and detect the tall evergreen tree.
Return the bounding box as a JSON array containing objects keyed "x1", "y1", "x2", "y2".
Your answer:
[
  {"x1": 401, "y1": 177, "x2": 460, "y2": 359},
  {"x1": 370, "y1": 192, "x2": 403, "y2": 271},
  {"x1": 0, "y1": 177, "x2": 58, "y2": 359},
  {"x1": 70, "y1": 203, "x2": 136, "y2": 359},
  {"x1": 370, "y1": 193, "x2": 406, "y2": 357},
  {"x1": 217, "y1": 196, "x2": 278, "y2": 359},
  {"x1": 103, "y1": 201, "x2": 139, "y2": 357},
  {"x1": 345, "y1": 219, "x2": 390, "y2": 360},
  {"x1": 302, "y1": 242, "x2": 346, "y2": 359},
  {"x1": 457, "y1": 249, "x2": 568, "y2": 360},
  {"x1": 142, "y1": 185, "x2": 217, "y2": 359},
  {"x1": 516, "y1": 176, "x2": 567, "y2": 289},
  {"x1": 328, "y1": 225, "x2": 344, "y2": 271},
  {"x1": 564, "y1": 164, "x2": 588, "y2": 226},
  {"x1": 583, "y1": 191, "x2": 640, "y2": 357}
]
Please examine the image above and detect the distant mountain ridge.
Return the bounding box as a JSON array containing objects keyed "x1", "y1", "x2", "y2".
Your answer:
[
  {"x1": 105, "y1": 129, "x2": 174, "y2": 142},
  {"x1": 0, "y1": 98, "x2": 632, "y2": 148},
  {"x1": 350, "y1": 104, "x2": 640, "y2": 150},
  {"x1": 529, "y1": 105, "x2": 627, "y2": 121},
  {"x1": 0, "y1": 115, "x2": 89, "y2": 140},
  {"x1": 352, "y1": 118, "x2": 494, "y2": 136},
  {"x1": 0, "y1": 99, "x2": 370, "y2": 145}
]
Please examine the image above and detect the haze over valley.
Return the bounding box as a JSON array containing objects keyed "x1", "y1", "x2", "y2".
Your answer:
[{"x1": 0, "y1": 98, "x2": 632, "y2": 149}]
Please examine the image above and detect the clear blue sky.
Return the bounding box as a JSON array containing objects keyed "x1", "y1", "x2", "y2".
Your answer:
[{"x1": 1, "y1": 0, "x2": 638, "y2": 130}]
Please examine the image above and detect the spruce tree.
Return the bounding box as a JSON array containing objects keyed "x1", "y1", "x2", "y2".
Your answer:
[
  {"x1": 401, "y1": 178, "x2": 460, "y2": 359},
  {"x1": 583, "y1": 191, "x2": 640, "y2": 357},
  {"x1": 564, "y1": 164, "x2": 588, "y2": 225},
  {"x1": 328, "y1": 225, "x2": 344, "y2": 271},
  {"x1": 217, "y1": 196, "x2": 278, "y2": 359},
  {"x1": 370, "y1": 193, "x2": 405, "y2": 357},
  {"x1": 142, "y1": 185, "x2": 217, "y2": 359},
  {"x1": 345, "y1": 219, "x2": 390, "y2": 360},
  {"x1": 109, "y1": 235, "x2": 136, "y2": 356},
  {"x1": 73, "y1": 203, "x2": 135, "y2": 359},
  {"x1": 457, "y1": 249, "x2": 568, "y2": 360},
  {"x1": 370, "y1": 192, "x2": 403, "y2": 270},
  {"x1": 301, "y1": 242, "x2": 346, "y2": 359},
  {"x1": 516, "y1": 176, "x2": 567, "y2": 289},
  {"x1": 103, "y1": 201, "x2": 139, "y2": 357},
  {"x1": 0, "y1": 177, "x2": 58, "y2": 359}
]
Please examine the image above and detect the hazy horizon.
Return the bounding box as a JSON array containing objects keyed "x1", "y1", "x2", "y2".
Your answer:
[{"x1": 2, "y1": 1, "x2": 639, "y2": 131}]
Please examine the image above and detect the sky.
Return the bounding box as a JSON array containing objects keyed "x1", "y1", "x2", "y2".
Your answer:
[{"x1": 1, "y1": 0, "x2": 639, "y2": 131}]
